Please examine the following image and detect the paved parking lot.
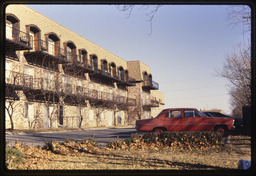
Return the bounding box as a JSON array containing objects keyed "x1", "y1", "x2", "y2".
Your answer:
[{"x1": 6, "y1": 127, "x2": 137, "y2": 148}]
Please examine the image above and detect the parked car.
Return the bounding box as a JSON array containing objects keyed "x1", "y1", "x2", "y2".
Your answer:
[
  {"x1": 135, "y1": 108, "x2": 235, "y2": 136},
  {"x1": 203, "y1": 111, "x2": 243, "y2": 128}
]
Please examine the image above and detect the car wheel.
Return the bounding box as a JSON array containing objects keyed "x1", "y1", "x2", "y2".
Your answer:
[
  {"x1": 215, "y1": 126, "x2": 227, "y2": 136},
  {"x1": 154, "y1": 128, "x2": 165, "y2": 133}
]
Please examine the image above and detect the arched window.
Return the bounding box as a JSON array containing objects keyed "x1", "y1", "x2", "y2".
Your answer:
[
  {"x1": 78, "y1": 49, "x2": 88, "y2": 66},
  {"x1": 26, "y1": 25, "x2": 41, "y2": 51},
  {"x1": 90, "y1": 54, "x2": 98, "y2": 71},
  {"x1": 101, "y1": 59, "x2": 108, "y2": 73},
  {"x1": 47, "y1": 33, "x2": 60, "y2": 56},
  {"x1": 118, "y1": 66, "x2": 124, "y2": 81},
  {"x1": 6, "y1": 14, "x2": 19, "y2": 41},
  {"x1": 64, "y1": 41, "x2": 76, "y2": 63},
  {"x1": 124, "y1": 70, "x2": 129, "y2": 82},
  {"x1": 109, "y1": 62, "x2": 116, "y2": 78},
  {"x1": 143, "y1": 71, "x2": 149, "y2": 86},
  {"x1": 148, "y1": 74, "x2": 153, "y2": 84}
]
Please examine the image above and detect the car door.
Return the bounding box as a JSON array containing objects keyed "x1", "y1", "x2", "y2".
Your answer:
[
  {"x1": 182, "y1": 109, "x2": 204, "y2": 132},
  {"x1": 164, "y1": 110, "x2": 183, "y2": 131}
]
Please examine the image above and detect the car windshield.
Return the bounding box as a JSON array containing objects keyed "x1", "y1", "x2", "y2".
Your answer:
[
  {"x1": 155, "y1": 110, "x2": 164, "y2": 118},
  {"x1": 197, "y1": 110, "x2": 208, "y2": 117}
]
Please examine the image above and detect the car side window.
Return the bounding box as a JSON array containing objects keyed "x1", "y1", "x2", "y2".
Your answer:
[
  {"x1": 166, "y1": 110, "x2": 181, "y2": 118},
  {"x1": 184, "y1": 110, "x2": 199, "y2": 117}
]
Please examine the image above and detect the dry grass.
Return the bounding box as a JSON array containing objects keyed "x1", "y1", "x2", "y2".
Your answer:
[{"x1": 6, "y1": 134, "x2": 251, "y2": 170}]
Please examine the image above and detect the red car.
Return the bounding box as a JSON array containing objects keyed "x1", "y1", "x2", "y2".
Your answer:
[{"x1": 136, "y1": 108, "x2": 235, "y2": 136}]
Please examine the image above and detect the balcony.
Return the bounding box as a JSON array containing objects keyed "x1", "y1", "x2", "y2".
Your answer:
[
  {"x1": 150, "y1": 99, "x2": 160, "y2": 107},
  {"x1": 5, "y1": 27, "x2": 33, "y2": 51},
  {"x1": 62, "y1": 57, "x2": 95, "y2": 78},
  {"x1": 99, "y1": 91, "x2": 115, "y2": 102},
  {"x1": 33, "y1": 78, "x2": 57, "y2": 92},
  {"x1": 94, "y1": 68, "x2": 136, "y2": 86},
  {"x1": 142, "y1": 80, "x2": 159, "y2": 90},
  {"x1": 127, "y1": 98, "x2": 136, "y2": 106},
  {"x1": 24, "y1": 39, "x2": 68, "y2": 70},
  {"x1": 5, "y1": 70, "x2": 33, "y2": 90}
]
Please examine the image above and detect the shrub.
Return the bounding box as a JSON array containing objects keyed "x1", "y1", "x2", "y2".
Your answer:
[
  {"x1": 107, "y1": 131, "x2": 224, "y2": 151},
  {"x1": 6, "y1": 146, "x2": 25, "y2": 169}
]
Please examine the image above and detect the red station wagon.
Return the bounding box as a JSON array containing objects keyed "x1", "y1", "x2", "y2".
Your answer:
[{"x1": 135, "y1": 108, "x2": 235, "y2": 136}]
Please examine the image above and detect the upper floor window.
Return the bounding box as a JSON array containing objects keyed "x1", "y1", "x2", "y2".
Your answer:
[
  {"x1": 109, "y1": 62, "x2": 116, "y2": 77},
  {"x1": 78, "y1": 49, "x2": 87, "y2": 65},
  {"x1": 27, "y1": 25, "x2": 41, "y2": 51},
  {"x1": 48, "y1": 38, "x2": 54, "y2": 55},
  {"x1": 6, "y1": 14, "x2": 20, "y2": 41},
  {"x1": 101, "y1": 59, "x2": 108, "y2": 72},
  {"x1": 124, "y1": 70, "x2": 129, "y2": 82},
  {"x1": 6, "y1": 20, "x2": 13, "y2": 39},
  {"x1": 118, "y1": 66, "x2": 124, "y2": 81},
  {"x1": 90, "y1": 54, "x2": 98, "y2": 70},
  {"x1": 46, "y1": 33, "x2": 59, "y2": 56},
  {"x1": 64, "y1": 41, "x2": 76, "y2": 63},
  {"x1": 66, "y1": 46, "x2": 72, "y2": 62}
]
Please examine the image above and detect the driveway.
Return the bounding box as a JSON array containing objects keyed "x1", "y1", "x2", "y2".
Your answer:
[{"x1": 6, "y1": 127, "x2": 137, "y2": 148}]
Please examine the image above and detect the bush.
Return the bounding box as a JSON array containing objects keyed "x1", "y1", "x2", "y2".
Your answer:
[
  {"x1": 107, "y1": 131, "x2": 224, "y2": 151},
  {"x1": 6, "y1": 146, "x2": 25, "y2": 169}
]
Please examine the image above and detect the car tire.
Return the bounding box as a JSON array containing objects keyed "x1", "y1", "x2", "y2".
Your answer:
[
  {"x1": 214, "y1": 126, "x2": 228, "y2": 137},
  {"x1": 154, "y1": 128, "x2": 165, "y2": 133}
]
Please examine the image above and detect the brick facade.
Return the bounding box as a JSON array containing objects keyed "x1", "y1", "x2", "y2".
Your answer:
[{"x1": 5, "y1": 5, "x2": 164, "y2": 129}]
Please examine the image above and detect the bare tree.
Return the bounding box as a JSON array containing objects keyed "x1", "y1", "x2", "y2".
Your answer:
[
  {"x1": 226, "y1": 5, "x2": 251, "y2": 34},
  {"x1": 116, "y1": 5, "x2": 162, "y2": 35},
  {"x1": 217, "y1": 43, "x2": 251, "y2": 117}
]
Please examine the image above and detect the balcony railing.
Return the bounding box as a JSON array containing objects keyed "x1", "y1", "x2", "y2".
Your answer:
[
  {"x1": 5, "y1": 27, "x2": 33, "y2": 50},
  {"x1": 99, "y1": 91, "x2": 114, "y2": 101},
  {"x1": 116, "y1": 95, "x2": 126, "y2": 104},
  {"x1": 26, "y1": 39, "x2": 67, "y2": 63},
  {"x1": 33, "y1": 78, "x2": 57, "y2": 92},
  {"x1": 5, "y1": 70, "x2": 33, "y2": 89},
  {"x1": 62, "y1": 83, "x2": 73, "y2": 94},
  {"x1": 151, "y1": 99, "x2": 159, "y2": 107},
  {"x1": 127, "y1": 98, "x2": 136, "y2": 106},
  {"x1": 143, "y1": 80, "x2": 159, "y2": 90}
]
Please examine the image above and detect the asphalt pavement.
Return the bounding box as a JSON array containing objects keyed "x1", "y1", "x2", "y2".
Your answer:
[{"x1": 5, "y1": 127, "x2": 137, "y2": 148}]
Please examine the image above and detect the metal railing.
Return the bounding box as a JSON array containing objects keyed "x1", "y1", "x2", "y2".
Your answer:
[
  {"x1": 6, "y1": 27, "x2": 32, "y2": 48},
  {"x1": 5, "y1": 70, "x2": 33, "y2": 88},
  {"x1": 151, "y1": 99, "x2": 159, "y2": 107},
  {"x1": 143, "y1": 79, "x2": 159, "y2": 90},
  {"x1": 30, "y1": 39, "x2": 67, "y2": 62},
  {"x1": 33, "y1": 78, "x2": 57, "y2": 91}
]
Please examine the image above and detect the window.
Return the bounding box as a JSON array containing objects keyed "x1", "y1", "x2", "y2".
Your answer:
[
  {"x1": 118, "y1": 66, "x2": 124, "y2": 80},
  {"x1": 101, "y1": 60, "x2": 108, "y2": 72},
  {"x1": 166, "y1": 110, "x2": 181, "y2": 118},
  {"x1": 25, "y1": 102, "x2": 34, "y2": 120},
  {"x1": 110, "y1": 63, "x2": 116, "y2": 77},
  {"x1": 66, "y1": 46, "x2": 72, "y2": 62},
  {"x1": 91, "y1": 55, "x2": 98, "y2": 70},
  {"x1": 48, "y1": 38, "x2": 55, "y2": 55},
  {"x1": 24, "y1": 66, "x2": 34, "y2": 87},
  {"x1": 43, "y1": 71, "x2": 54, "y2": 90},
  {"x1": 184, "y1": 110, "x2": 199, "y2": 117},
  {"x1": 29, "y1": 31, "x2": 35, "y2": 50},
  {"x1": 6, "y1": 20, "x2": 13, "y2": 39}
]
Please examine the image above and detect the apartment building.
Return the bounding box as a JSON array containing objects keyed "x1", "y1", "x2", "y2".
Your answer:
[{"x1": 5, "y1": 5, "x2": 164, "y2": 129}]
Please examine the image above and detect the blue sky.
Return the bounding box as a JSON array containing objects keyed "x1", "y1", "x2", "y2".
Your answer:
[{"x1": 28, "y1": 4, "x2": 250, "y2": 115}]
